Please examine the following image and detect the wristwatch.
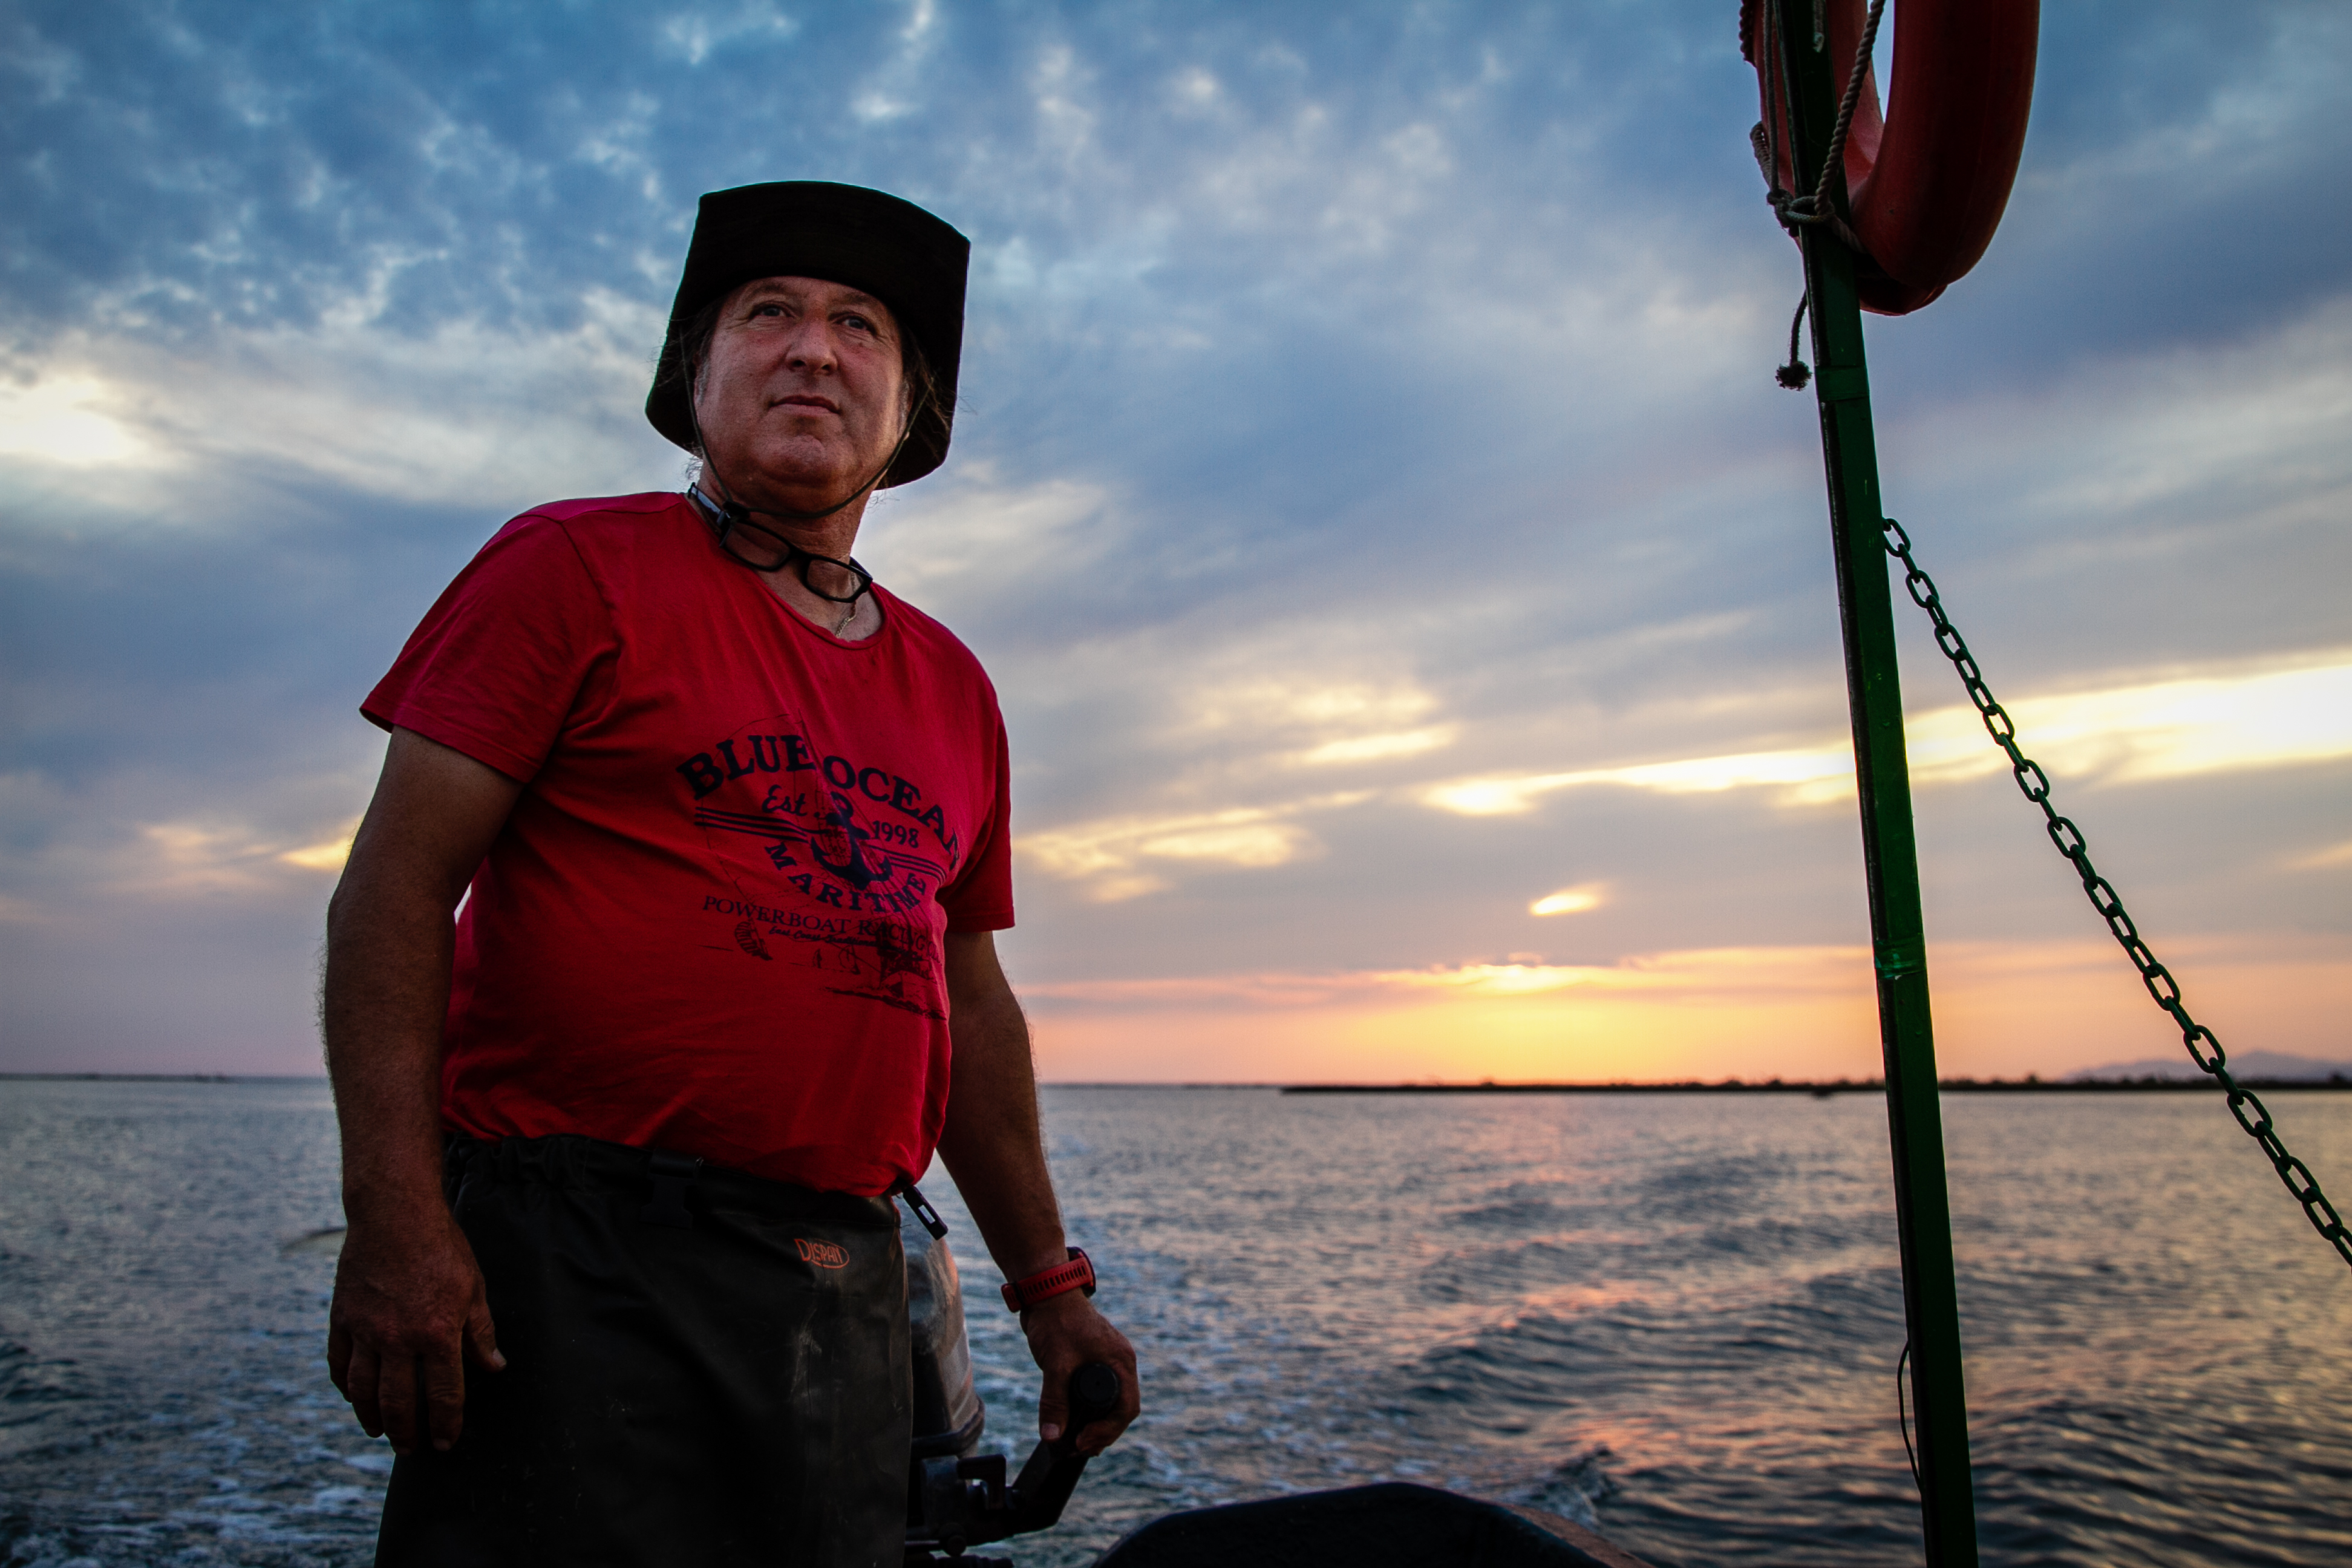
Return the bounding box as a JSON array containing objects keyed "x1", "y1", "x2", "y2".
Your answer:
[{"x1": 1000, "y1": 1246, "x2": 1096, "y2": 1312}]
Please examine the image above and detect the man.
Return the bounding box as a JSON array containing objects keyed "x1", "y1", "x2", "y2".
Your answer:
[{"x1": 322, "y1": 181, "x2": 1138, "y2": 1567}]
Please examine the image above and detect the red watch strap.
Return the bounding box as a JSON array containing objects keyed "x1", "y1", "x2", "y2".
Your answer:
[{"x1": 1001, "y1": 1247, "x2": 1096, "y2": 1312}]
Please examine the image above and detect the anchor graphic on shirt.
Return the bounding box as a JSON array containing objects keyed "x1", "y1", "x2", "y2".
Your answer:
[{"x1": 808, "y1": 791, "x2": 892, "y2": 889}]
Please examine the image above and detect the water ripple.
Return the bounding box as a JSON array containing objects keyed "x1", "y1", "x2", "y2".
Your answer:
[{"x1": 3, "y1": 1081, "x2": 2348, "y2": 1566}]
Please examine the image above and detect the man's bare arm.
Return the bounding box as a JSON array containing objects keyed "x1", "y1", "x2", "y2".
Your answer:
[
  {"x1": 935, "y1": 931, "x2": 1140, "y2": 1454},
  {"x1": 322, "y1": 727, "x2": 522, "y2": 1454}
]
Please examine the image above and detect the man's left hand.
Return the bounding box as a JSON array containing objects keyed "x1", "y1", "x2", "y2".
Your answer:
[
  {"x1": 1019, "y1": 1290, "x2": 1140, "y2": 1455},
  {"x1": 935, "y1": 930, "x2": 1142, "y2": 1455}
]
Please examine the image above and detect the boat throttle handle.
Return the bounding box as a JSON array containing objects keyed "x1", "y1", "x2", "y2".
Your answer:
[{"x1": 1006, "y1": 1362, "x2": 1122, "y2": 1532}]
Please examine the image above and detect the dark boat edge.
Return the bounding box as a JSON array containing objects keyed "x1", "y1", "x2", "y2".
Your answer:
[{"x1": 1089, "y1": 1481, "x2": 1657, "y2": 1568}]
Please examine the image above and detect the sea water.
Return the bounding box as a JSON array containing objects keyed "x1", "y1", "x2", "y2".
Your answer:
[{"x1": 2, "y1": 1078, "x2": 2348, "y2": 1567}]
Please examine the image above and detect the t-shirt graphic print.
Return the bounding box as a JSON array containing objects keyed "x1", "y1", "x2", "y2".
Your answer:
[{"x1": 681, "y1": 710, "x2": 963, "y2": 1021}]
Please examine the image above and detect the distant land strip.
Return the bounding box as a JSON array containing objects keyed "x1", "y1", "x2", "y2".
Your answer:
[
  {"x1": 1280, "y1": 1077, "x2": 2352, "y2": 1095},
  {"x1": 8, "y1": 1073, "x2": 2348, "y2": 1094},
  {"x1": 1, "y1": 1072, "x2": 241, "y2": 1082}
]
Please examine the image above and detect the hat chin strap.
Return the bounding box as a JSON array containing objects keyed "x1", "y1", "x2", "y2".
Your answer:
[{"x1": 698, "y1": 430, "x2": 906, "y2": 529}]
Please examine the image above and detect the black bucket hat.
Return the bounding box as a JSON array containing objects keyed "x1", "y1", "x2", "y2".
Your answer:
[{"x1": 645, "y1": 181, "x2": 969, "y2": 488}]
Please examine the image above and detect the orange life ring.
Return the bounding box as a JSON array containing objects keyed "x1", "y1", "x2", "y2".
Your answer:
[{"x1": 1742, "y1": 0, "x2": 2038, "y2": 315}]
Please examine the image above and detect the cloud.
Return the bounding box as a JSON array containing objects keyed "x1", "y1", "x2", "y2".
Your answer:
[
  {"x1": 1289, "y1": 727, "x2": 1455, "y2": 767},
  {"x1": 4, "y1": 812, "x2": 352, "y2": 905},
  {"x1": 1530, "y1": 884, "x2": 1607, "y2": 917},
  {"x1": 3, "y1": 0, "x2": 2347, "y2": 1077},
  {"x1": 279, "y1": 823, "x2": 361, "y2": 873},
  {"x1": 1909, "y1": 656, "x2": 2352, "y2": 786},
  {"x1": 1188, "y1": 676, "x2": 1436, "y2": 735},
  {"x1": 0, "y1": 376, "x2": 164, "y2": 468},
  {"x1": 1423, "y1": 746, "x2": 1856, "y2": 816},
  {"x1": 1888, "y1": 293, "x2": 2352, "y2": 547},
  {"x1": 857, "y1": 469, "x2": 1116, "y2": 612},
  {"x1": 1015, "y1": 792, "x2": 1371, "y2": 902},
  {"x1": 1, "y1": 296, "x2": 681, "y2": 519},
  {"x1": 1168, "y1": 675, "x2": 1457, "y2": 773},
  {"x1": 2292, "y1": 840, "x2": 2352, "y2": 872},
  {"x1": 1021, "y1": 945, "x2": 1870, "y2": 1010},
  {"x1": 661, "y1": 5, "x2": 801, "y2": 70},
  {"x1": 23, "y1": 806, "x2": 359, "y2": 902},
  {"x1": 1419, "y1": 653, "x2": 2352, "y2": 816}
]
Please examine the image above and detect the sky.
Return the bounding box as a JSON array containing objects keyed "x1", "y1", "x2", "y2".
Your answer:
[{"x1": 1, "y1": 0, "x2": 2347, "y2": 1082}]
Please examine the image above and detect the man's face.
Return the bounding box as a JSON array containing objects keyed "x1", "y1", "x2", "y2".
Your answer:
[{"x1": 692, "y1": 275, "x2": 909, "y2": 508}]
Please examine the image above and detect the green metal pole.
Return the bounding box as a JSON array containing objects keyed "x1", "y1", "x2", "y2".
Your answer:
[{"x1": 1774, "y1": 16, "x2": 1982, "y2": 1566}]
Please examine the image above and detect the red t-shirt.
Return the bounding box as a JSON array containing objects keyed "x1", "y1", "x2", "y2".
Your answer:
[{"x1": 363, "y1": 492, "x2": 1015, "y2": 1194}]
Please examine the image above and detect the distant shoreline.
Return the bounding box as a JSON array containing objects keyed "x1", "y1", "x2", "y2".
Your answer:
[
  {"x1": 1279, "y1": 1077, "x2": 2352, "y2": 1095},
  {"x1": 8, "y1": 1073, "x2": 2347, "y2": 1096},
  {"x1": 1, "y1": 1072, "x2": 276, "y2": 1082}
]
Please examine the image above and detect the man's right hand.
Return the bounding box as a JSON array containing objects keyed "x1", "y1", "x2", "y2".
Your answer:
[
  {"x1": 322, "y1": 728, "x2": 523, "y2": 1455},
  {"x1": 326, "y1": 1205, "x2": 506, "y2": 1454}
]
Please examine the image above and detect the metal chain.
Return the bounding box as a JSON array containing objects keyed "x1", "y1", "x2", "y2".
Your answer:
[
  {"x1": 1880, "y1": 517, "x2": 2352, "y2": 1270},
  {"x1": 1895, "y1": 1338, "x2": 1920, "y2": 1490}
]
